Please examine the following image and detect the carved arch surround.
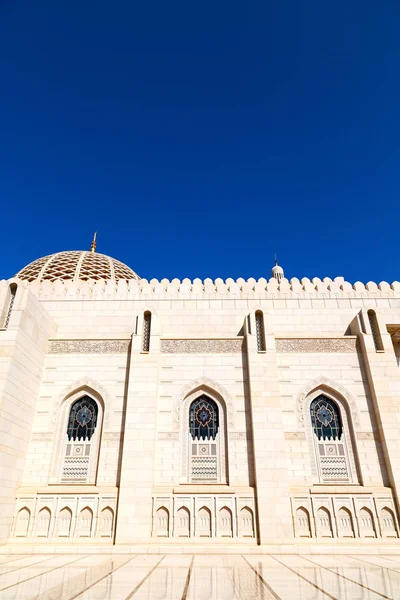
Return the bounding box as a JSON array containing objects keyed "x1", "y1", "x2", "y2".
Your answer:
[
  {"x1": 298, "y1": 379, "x2": 361, "y2": 483},
  {"x1": 53, "y1": 377, "x2": 110, "y2": 428},
  {"x1": 177, "y1": 381, "x2": 230, "y2": 484},
  {"x1": 296, "y1": 376, "x2": 360, "y2": 429},
  {"x1": 173, "y1": 377, "x2": 235, "y2": 430},
  {"x1": 49, "y1": 379, "x2": 106, "y2": 483}
]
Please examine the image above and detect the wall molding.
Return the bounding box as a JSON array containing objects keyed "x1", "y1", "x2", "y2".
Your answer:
[
  {"x1": 49, "y1": 339, "x2": 130, "y2": 354},
  {"x1": 276, "y1": 338, "x2": 358, "y2": 353},
  {"x1": 161, "y1": 339, "x2": 244, "y2": 354}
]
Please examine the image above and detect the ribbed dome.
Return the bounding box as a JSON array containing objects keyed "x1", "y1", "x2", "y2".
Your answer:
[{"x1": 16, "y1": 251, "x2": 139, "y2": 282}]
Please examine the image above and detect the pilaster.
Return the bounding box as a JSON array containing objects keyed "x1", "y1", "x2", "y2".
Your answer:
[
  {"x1": 0, "y1": 282, "x2": 56, "y2": 543},
  {"x1": 245, "y1": 311, "x2": 292, "y2": 543},
  {"x1": 352, "y1": 309, "x2": 400, "y2": 514},
  {"x1": 115, "y1": 312, "x2": 160, "y2": 543}
]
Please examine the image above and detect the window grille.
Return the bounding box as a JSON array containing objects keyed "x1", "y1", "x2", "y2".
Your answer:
[
  {"x1": 142, "y1": 311, "x2": 151, "y2": 351},
  {"x1": 4, "y1": 284, "x2": 17, "y2": 329},
  {"x1": 189, "y1": 396, "x2": 219, "y2": 441},
  {"x1": 255, "y1": 311, "x2": 266, "y2": 352},
  {"x1": 67, "y1": 396, "x2": 98, "y2": 442},
  {"x1": 310, "y1": 395, "x2": 343, "y2": 441},
  {"x1": 368, "y1": 310, "x2": 383, "y2": 351}
]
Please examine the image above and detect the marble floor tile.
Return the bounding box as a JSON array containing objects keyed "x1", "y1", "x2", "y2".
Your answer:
[{"x1": 1, "y1": 553, "x2": 400, "y2": 599}]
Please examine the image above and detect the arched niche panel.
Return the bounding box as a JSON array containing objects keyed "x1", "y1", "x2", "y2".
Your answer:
[
  {"x1": 15, "y1": 507, "x2": 30, "y2": 538},
  {"x1": 337, "y1": 507, "x2": 355, "y2": 538},
  {"x1": 155, "y1": 507, "x2": 169, "y2": 538},
  {"x1": 36, "y1": 507, "x2": 51, "y2": 537},
  {"x1": 99, "y1": 507, "x2": 114, "y2": 538},
  {"x1": 359, "y1": 507, "x2": 376, "y2": 538},
  {"x1": 240, "y1": 507, "x2": 254, "y2": 538},
  {"x1": 78, "y1": 507, "x2": 93, "y2": 537},
  {"x1": 295, "y1": 507, "x2": 312, "y2": 538},
  {"x1": 315, "y1": 507, "x2": 333, "y2": 538},
  {"x1": 219, "y1": 507, "x2": 233, "y2": 537},
  {"x1": 58, "y1": 507, "x2": 72, "y2": 537},
  {"x1": 197, "y1": 506, "x2": 212, "y2": 537},
  {"x1": 176, "y1": 507, "x2": 190, "y2": 538},
  {"x1": 380, "y1": 507, "x2": 398, "y2": 538}
]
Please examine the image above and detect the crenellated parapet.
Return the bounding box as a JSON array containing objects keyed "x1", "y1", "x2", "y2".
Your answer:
[{"x1": 2, "y1": 276, "x2": 400, "y2": 300}]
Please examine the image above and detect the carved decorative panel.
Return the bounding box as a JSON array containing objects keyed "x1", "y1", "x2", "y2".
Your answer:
[
  {"x1": 276, "y1": 338, "x2": 358, "y2": 353},
  {"x1": 356, "y1": 431, "x2": 375, "y2": 440},
  {"x1": 161, "y1": 339, "x2": 244, "y2": 354},
  {"x1": 284, "y1": 432, "x2": 306, "y2": 440},
  {"x1": 49, "y1": 340, "x2": 130, "y2": 354},
  {"x1": 61, "y1": 456, "x2": 89, "y2": 480},
  {"x1": 158, "y1": 432, "x2": 179, "y2": 441}
]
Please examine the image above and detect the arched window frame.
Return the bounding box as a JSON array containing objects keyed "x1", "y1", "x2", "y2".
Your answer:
[
  {"x1": 180, "y1": 389, "x2": 228, "y2": 484},
  {"x1": 1, "y1": 283, "x2": 17, "y2": 329},
  {"x1": 50, "y1": 388, "x2": 104, "y2": 485},
  {"x1": 142, "y1": 311, "x2": 151, "y2": 352},
  {"x1": 305, "y1": 388, "x2": 359, "y2": 485},
  {"x1": 367, "y1": 309, "x2": 384, "y2": 352},
  {"x1": 255, "y1": 310, "x2": 266, "y2": 352}
]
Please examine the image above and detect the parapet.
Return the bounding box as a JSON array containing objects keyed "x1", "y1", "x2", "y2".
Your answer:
[{"x1": 3, "y1": 276, "x2": 400, "y2": 301}]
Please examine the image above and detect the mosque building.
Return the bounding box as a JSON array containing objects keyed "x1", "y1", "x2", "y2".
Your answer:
[{"x1": 1, "y1": 237, "x2": 400, "y2": 547}]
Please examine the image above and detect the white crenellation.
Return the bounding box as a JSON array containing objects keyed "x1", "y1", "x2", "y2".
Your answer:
[{"x1": 6, "y1": 277, "x2": 400, "y2": 301}]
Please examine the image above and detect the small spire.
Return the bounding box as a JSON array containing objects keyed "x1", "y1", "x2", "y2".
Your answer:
[
  {"x1": 90, "y1": 232, "x2": 97, "y2": 253},
  {"x1": 272, "y1": 255, "x2": 284, "y2": 283}
]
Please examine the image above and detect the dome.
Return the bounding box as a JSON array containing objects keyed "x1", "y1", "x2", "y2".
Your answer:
[
  {"x1": 271, "y1": 261, "x2": 284, "y2": 283},
  {"x1": 16, "y1": 251, "x2": 140, "y2": 282}
]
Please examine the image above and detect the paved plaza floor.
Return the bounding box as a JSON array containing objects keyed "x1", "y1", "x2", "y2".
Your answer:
[{"x1": 1, "y1": 552, "x2": 400, "y2": 599}]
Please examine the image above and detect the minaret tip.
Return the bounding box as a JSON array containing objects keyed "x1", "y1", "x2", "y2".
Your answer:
[
  {"x1": 272, "y1": 255, "x2": 284, "y2": 282},
  {"x1": 90, "y1": 232, "x2": 97, "y2": 253}
]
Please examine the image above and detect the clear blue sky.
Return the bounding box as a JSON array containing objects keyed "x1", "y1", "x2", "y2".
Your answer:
[{"x1": 1, "y1": 1, "x2": 399, "y2": 283}]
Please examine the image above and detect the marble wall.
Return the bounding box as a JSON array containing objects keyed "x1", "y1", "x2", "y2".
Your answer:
[{"x1": 2, "y1": 276, "x2": 400, "y2": 545}]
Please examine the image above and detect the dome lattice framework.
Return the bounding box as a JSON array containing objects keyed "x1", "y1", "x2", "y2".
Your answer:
[{"x1": 16, "y1": 251, "x2": 139, "y2": 282}]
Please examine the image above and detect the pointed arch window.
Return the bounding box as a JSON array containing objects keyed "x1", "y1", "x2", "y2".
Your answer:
[
  {"x1": 310, "y1": 396, "x2": 343, "y2": 441},
  {"x1": 189, "y1": 396, "x2": 219, "y2": 441},
  {"x1": 309, "y1": 394, "x2": 354, "y2": 483},
  {"x1": 67, "y1": 396, "x2": 98, "y2": 441},
  {"x1": 61, "y1": 395, "x2": 100, "y2": 483},
  {"x1": 188, "y1": 395, "x2": 225, "y2": 483}
]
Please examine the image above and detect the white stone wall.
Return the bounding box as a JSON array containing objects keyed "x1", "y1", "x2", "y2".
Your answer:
[{"x1": 2, "y1": 275, "x2": 400, "y2": 545}]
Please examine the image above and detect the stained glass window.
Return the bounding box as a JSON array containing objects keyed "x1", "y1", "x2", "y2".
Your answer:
[
  {"x1": 310, "y1": 395, "x2": 343, "y2": 441},
  {"x1": 189, "y1": 396, "x2": 219, "y2": 441},
  {"x1": 67, "y1": 396, "x2": 98, "y2": 441}
]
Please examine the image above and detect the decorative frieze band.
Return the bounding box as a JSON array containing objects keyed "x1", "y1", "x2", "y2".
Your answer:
[
  {"x1": 161, "y1": 339, "x2": 244, "y2": 354},
  {"x1": 49, "y1": 339, "x2": 130, "y2": 354},
  {"x1": 284, "y1": 432, "x2": 306, "y2": 440},
  {"x1": 276, "y1": 338, "x2": 358, "y2": 353}
]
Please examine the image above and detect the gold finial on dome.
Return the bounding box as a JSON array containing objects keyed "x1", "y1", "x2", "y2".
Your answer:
[{"x1": 90, "y1": 232, "x2": 97, "y2": 253}]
